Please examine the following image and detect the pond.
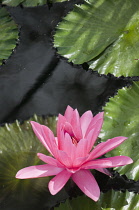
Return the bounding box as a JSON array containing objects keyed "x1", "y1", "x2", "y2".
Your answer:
[{"x1": 0, "y1": 0, "x2": 139, "y2": 209}]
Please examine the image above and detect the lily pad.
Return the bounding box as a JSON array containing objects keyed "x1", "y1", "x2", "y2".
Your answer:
[
  {"x1": 100, "y1": 82, "x2": 139, "y2": 180},
  {"x1": 55, "y1": 190, "x2": 139, "y2": 210},
  {"x1": 54, "y1": 0, "x2": 139, "y2": 76},
  {"x1": 1, "y1": 0, "x2": 67, "y2": 6},
  {"x1": 0, "y1": 115, "x2": 69, "y2": 209},
  {"x1": 0, "y1": 8, "x2": 18, "y2": 65},
  {"x1": 1, "y1": 0, "x2": 46, "y2": 6},
  {"x1": 89, "y1": 9, "x2": 139, "y2": 77}
]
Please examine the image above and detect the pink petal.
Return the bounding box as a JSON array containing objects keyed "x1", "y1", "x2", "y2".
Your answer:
[
  {"x1": 57, "y1": 114, "x2": 66, "y2": 144},
  {"x1": 72, "y1": 169, "x2": 100, "y2": 201},
  {"x1": 57, "y1": 126, "x2": 65, "y2": 150},
  {"x1": 64, "y1": 105, "x2": 74, "y2": 123},
  {"x1": 81, "y1": 159, "x2": 114, "y2": 169},
  {"x1": 74, "y1": 118, "x2": 105, "y2": 159},
  {"x1": 16, "y1": 164, "x2": 63, "y2": 179},
  {"x1": 57, "y1": 123, "x2": 74, "y2": 152},
  {"x1": 86, "y1": 112, "x2": 104, "y2": 136},
  {"x1": 95, "y1": 168, "x2": 112, "y2": 176},
  {"x1": 30, "y1": 121, "x2": 53, "y2": 155},
  {"x1": 75, "y1": 138, "x2": 89, "y2": 158},
  {"x1": 64, "y1": 122, "x2": 74, "y2": 137},
  {"x1": 100, "y1": 156, "x2": 133, "y2": 168},
  {"x1": 61, "y1": 133, "x2": 76, "y2": 161},
  {"x1": 90, "y1": 156, "x2": 133, "y2": 175},
  {"x1": 55, "y1": 137, "x2": 58, "y2": 146},
  {"x1": 57, "y1": 150, "x2": 73, "y2": 168},
  {"x1": 57, "y1": 114, "x2": 66, "y2": 125},
  {"x1": 37, "y1": 153, "x2": 64, "y2": 168},
  {"x1": 80, "y1": 111, "x2": 93, "y2": 138},
  {"x1": 41, "y1": 125, "x2": 58, "y2": 157},
  {"x1": 73, "y1": 156, "x2": 89, "y2": 168},
  {"x1": 71, "y1": 109, "x2": 82, "y2": 140},
  {"x1": 88, "y1": 136, "x2": 127, "y2": 160},
  {"x1": 57, "y1": 130, "x2": 76, "y2": 162},
  {"x1": 85, "y1": 118, "x2": 104, "y2": 153},
  {"x1": 48, "y1": 169, "x2": 72, "y2": 195}
]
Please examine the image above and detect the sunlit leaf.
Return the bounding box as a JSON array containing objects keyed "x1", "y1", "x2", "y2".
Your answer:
[
  {"x1": 0, "y1": 115, "x2": 69, "y2": 209},
  {"x1": 100, "y1": 82, "x2": 139, "y2": 180},
  {"x1": 54, "y1": 0, "x2": 139, "y2": 77},
  {"x1": 55, "y1": 190, "x2": 139, "y2": 210},
  {"x1": 0, "y1": 8, "x2": 18, "y2": 65},
  {"x1": 89, "y1": 9, "x2": 139, "y2": 77}
]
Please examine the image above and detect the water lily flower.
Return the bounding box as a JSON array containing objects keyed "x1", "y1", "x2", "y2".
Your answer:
[{"x1": 16, "y1": 106, "x2": 133, "y2": 201}]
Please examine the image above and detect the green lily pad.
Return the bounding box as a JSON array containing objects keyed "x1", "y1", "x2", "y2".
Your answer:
[
  {"x1": 55, "y1": 190, "x2": 139, "y2": 210},
  {"x1": 89, "y1": 9, "x2": 139, "y2": 77},
  {"x1": 2, "y1": 0, "x2": 46, "y2": 6},
  {"x1": 0, "y1": 8, "x2": 18, "y2": 65},
  {"x1": 0, "y1": 115, "x2": 69, "y2": 209},
  {"x1": 100, "y1": 82, "x2": 139, "y2": 180},
  {"x1": 1, "y1": 0, "x2": 67, "y2": 6},
  {"x1": 54, "y1": 0, "x2": 139, "y2": 77}
]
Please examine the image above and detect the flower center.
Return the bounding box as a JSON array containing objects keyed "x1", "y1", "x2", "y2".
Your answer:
[{"x1": 71, "y1": 137, "x2": 78, "y2": 146}]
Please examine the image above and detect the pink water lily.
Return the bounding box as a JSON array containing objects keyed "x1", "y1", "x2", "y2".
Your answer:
[{"x1": 16, "y1": 106, "x2": 133, "y2": 201}]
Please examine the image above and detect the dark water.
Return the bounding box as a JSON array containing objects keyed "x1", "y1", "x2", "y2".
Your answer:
[
  {"x1": 0, "y1": 3, "x2": 128, "y2": 123},
  {"x1": 0, "y1": 2, "x2": 137, "y2": 210}
]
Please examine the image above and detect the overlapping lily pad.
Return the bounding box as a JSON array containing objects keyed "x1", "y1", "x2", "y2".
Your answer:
[
  {"x1": 55, "y1": 190, "x2": 139, "y2": 210},
  {"x1": 100, "y1": 82, "x2": 139, "y2": 180},
  {"x1": 54, "y1": 0, "x2": 139, "y2": 77},
  {"x1": 0, "y1": 8, "x2": 18, "y2": 65},
  {"x1": 0, "y1": 115, "x2": 69, "y2": 209},
  {"x1": 1, "y1": 0, "x2": 67, "y2": 6}
]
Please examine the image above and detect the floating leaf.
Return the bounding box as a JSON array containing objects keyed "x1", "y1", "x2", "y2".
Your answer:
[
  {"x1": 100, "y1": 82, "x2": 139, "y2": 180},
  {"x1": 0, "y1": 8, "x2": 18, "y2": 65},
  {"x1": 2, "y1": 0, "x2": 46, "y2": 6},
  {"x1": 2, "y1": 0, "x2": 67, "y2": 6},
  {"x1": 89, "y1": 9, "x2": 139, "y2": 77},
  {"x1": 54, "y1": 0, "x2": 139, "y2": 76},
  {"x1": 0, "y1": 115, "x2": 69, "y2": 209},
  {"x1": 55, "y1": 190, "x2": 139, "y2": 210}
]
